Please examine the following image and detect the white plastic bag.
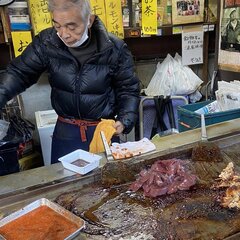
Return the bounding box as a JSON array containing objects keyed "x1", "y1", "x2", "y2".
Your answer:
[
  {"x1": 145, "y1": 53, "x2": 203, "y2": 96},
  {"x1": 145, "y1": 54, "x2": 174, "y2": 96},
  {"x1": 189, "y1": 90, "x2": 202, "y2": 103}
]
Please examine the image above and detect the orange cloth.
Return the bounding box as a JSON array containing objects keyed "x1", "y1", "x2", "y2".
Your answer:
[{"x1": 89, "y1": 119, "x2": 116, "y2": 153}]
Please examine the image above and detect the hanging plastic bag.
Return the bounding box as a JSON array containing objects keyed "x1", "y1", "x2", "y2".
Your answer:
[
  {"x1": 145, "y1": 54, "x2": 175, "y2": 96},
  {"x1": 173, "y1": 53, "x2": 203, "y2": 95},
  {"x1": 144, "y1": 53, "x2": 203, "y2": 96}
]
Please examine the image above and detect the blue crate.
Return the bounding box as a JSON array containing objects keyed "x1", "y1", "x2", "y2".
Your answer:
[{"x1": 177, "y1": 100, "x2": 240, "y2": 132}]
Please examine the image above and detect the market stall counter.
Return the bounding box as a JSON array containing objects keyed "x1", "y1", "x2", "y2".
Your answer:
[{"x1": 1, "y1": 118, "x2": 240, "y2": 239}]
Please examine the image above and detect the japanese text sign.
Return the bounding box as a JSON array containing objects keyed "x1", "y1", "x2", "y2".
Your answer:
[
  {"x1": 182, "y1": 26, "x2": 204, "y2": 66},
  {"x1": 142, "y1": 0, "x2": 157, "y2": 35},
  {"x1": 11, "y1": 31, "x2": 32, "y2": 57},
  {"x1": 90, "y1": 0, "x2": 107, "y2": 27},
  {"x1": 29, "y1": 0, "x2": 52, "y2": 36},
  {"x1": 105, "y1": 0, "x2": 124, "y2": 39}
]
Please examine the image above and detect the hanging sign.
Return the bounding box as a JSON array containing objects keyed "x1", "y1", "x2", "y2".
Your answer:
[
  {"x1": 11, "y1": 31, "x2": 32, "y2": 57},
  {"x1": 90, "y1": 0, "x2": 107, "y2": 27},
  {"x1": 142, "y1": 0, "x2": 158, "y2": 35},
  {"x1": 182, "y1": 25, "x2": 204, "y2": 66},
  {"x1": 105, "y1": 0, "x2": 124, "y2": 39},
  {"x1": 28, "y1": 0, "x2": 52, "y2": 36}
]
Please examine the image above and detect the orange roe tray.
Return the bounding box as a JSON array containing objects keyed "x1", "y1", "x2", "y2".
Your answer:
[{"x1": 0, "y1": 198, "x2": 85, "y2": 240}]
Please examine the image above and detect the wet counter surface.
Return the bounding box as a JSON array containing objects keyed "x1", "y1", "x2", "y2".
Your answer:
[{"x1": 59, "y1": 136, "x2": 240, "y2": 240}]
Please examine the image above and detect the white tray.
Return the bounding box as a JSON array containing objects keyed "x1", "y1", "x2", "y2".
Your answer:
[{"x1": 59, "y1": 149, "x2": 102, "y2": 175}]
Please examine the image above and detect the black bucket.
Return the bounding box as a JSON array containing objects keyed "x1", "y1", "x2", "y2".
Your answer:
[{"x1": 0, "y1": 144, "x2": 19, "y2": 176}]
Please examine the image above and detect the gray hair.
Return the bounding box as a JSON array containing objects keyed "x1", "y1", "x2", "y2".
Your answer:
[{"x1": 48, "y1": 0, "x2": 91, "y2": 22}]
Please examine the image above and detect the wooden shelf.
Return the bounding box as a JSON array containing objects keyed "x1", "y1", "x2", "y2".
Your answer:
[
  {"x1": 124, "y1": 22, "x2": 217, "y2": 38},
  {"x1": 124, "y1": 24, "x2": 217, "y2": 85},
  {"x1": 125, "y1": 28, "x2": 216, "y2": 61}
]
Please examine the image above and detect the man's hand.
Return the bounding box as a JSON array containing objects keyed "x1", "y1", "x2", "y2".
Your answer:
[{"x1": 113, "y1": 121, "x2": 125, "y2": 135}]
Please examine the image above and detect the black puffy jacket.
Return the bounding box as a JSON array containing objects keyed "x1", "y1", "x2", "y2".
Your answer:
[{"x1": 0, "y1": 17, "x2": 140, "y2": 133}]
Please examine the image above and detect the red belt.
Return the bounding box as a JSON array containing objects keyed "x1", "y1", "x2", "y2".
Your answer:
[{"x1": 58, "y1": 116, "x2": 99, "y2": 142}]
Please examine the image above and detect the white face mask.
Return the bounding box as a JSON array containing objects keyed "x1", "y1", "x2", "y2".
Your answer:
[{"x1": 57, "y1": 22, "x2": 89, "y2": 48}]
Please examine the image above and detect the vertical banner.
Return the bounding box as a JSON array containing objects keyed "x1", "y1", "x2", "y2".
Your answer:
[
  {"x1": 11, "y1": 31, "x2": 32, "y2": 57},
  {"x1": 142, "y1": 0, "x2": 158, "y2": 35},
  {"x1": 182, "y1": 25, "x2": 204, "y2": 66},
  {"x1": 105, "y1": 0, "x2": 124, "y2": 39},
  {"x1": 90, "y1": 0, "x2": 107, "y2": 27},
  {"x1": 28, "y1": 0, "x2": 52, "y2": 36}
]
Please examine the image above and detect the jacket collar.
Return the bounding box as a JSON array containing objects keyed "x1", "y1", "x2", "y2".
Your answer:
[{"x1": 92, "y1": 16, "x2": 113, "y2": 52}]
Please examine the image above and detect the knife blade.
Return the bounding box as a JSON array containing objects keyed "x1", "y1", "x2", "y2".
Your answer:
[{"x1": 100, "y1": 131, "x2": 114, "y2": 161}]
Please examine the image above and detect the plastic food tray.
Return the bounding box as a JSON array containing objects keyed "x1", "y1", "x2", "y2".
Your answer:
[
  {"x1": 0, "y1": 198, "x2": 85, "y2": 240},
  {"x1": 59, "y1": 149, "x2": 102, "y2": 175}
]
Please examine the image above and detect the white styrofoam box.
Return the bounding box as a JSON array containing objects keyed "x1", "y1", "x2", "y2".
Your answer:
[
  {"x1": 35, "y1": 110, "x2": 58, "y2": 166},
  {"x1": 59, "y1": 149, "x2": 102, "y2": 175}
]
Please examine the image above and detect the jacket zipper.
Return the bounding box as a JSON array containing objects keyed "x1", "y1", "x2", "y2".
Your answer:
[
  {"x1": 56, "y1": 44, "x2": 113, "y2": 119},
  {"x1": 76, "y1": 70, "x2": 82, "y2": 119},
  {"x1": 75, "y1": 46, "x2": 113, "y2": 119},
  {"x1": 56, "y1": 49, "x2": 82, "y2": 119}
]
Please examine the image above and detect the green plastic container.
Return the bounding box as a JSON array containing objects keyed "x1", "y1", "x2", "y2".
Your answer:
[{"x1": 177, "y1": 100, "x2": 240, "y2": 132}]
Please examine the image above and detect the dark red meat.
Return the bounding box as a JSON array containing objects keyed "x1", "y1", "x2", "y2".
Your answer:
[{"x1": 129, "y1": 158, "x2": 197, "y2": 198}]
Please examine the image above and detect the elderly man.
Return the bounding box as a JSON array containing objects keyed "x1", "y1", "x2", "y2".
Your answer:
[{"x1": 0, "y1": 0, "x2": 140, "y2": 164}]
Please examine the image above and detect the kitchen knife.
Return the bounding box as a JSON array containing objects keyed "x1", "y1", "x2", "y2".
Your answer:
[{"x1": 100, "y1": 131, "x2": 114, "y2": 161}]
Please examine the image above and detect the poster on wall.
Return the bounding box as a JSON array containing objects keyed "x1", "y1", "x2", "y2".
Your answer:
[
  {"x1": 171, "y1": 0, "x2": 204, "y2": 25},
  {"x1": 218, "y1": 0, "x2": 240, "y2": 72}
]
